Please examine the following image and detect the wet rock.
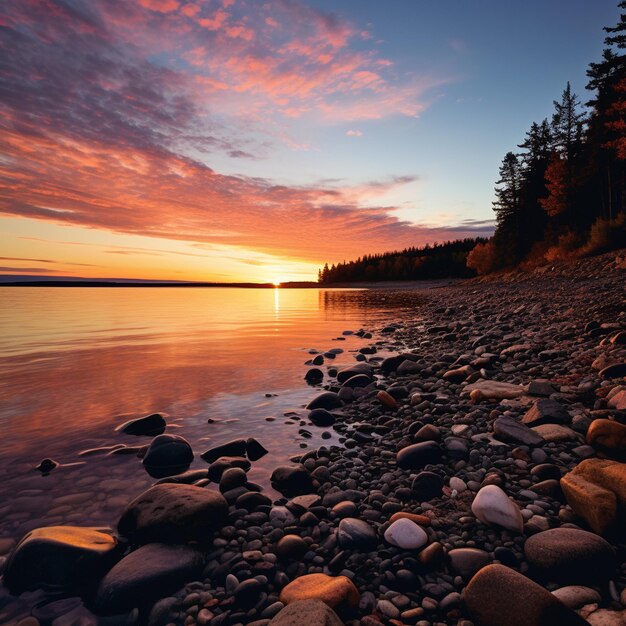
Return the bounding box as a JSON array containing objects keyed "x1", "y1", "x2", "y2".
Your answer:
[
  {"x1": 142, "y1": 434, "x2": 193, "y2": 478},
  {"x1": 308, "y1": 409, "x2": 336, "y2": 427},
  {"x1": 337, "y1": 518, "x2": 377, "y2": 550},
  {"x1": 95, "y1": 543, "x2": 203, "y2": 614},
  {"x1": 3, "y1": 526, "x2": 118, "y2": 594},
  {"x1": 307, "y1": 392, "x2": 342, "y2": 411},
  {"x1": 524, "y1": 528, "x2": 615, "y2": 584},
  {"x1": 118, "y1": 484, "x2": 228, "y2": 543},
  {"x1": 337, "y1": 364, "x2": 373, "y2": 383},
  {"x1": 35, "y1": 458, "x2": 58, "y2": 474},
  {"x1": 117, "y1": 413, "x2": 166, "y2": 436},
  {"x1": 271, "y1": 465, "x2": 315, "y2": 496},
  {"x1": 247, "y1": 438, "x2": 269, "y2": 461},
  {"x1": 411, "y1": 471, "x2": 443, "y2": 500},
  {"x1": 305, "y1": 369, "x2": 324, "y2": 383},
  {"x1": 269, "y1": 599, "x2": 343, "y2": 626},
  {"x1": 383, "y1": 518, "x2": 427, "y2": 550},
  {"x1": 208, "y1": 456, "x2": 251, "y2": 481},
  {"x1": 377, "y1": 390, "x2": 398, "y2": 410},
  {"x1": 201, "y1": 439, "x2": 247, "y2": 463},
  {"x1": 522, "y1": 399, "x2": 570, "y2": 426},
  {"x1": 341, "y1": 374, "x2": 373, "y2": 388},
  {"x1": 599, "y1": 363, "x2": 626, "y2": 379},
  {"x1": 236, "y1": 491, "x2": 272, "y2": 511},
  {"x1": 471, "y1": 485, "x2": 523, "y2": 532},
  {"x1": 279, "y1": 574, "x2": 359, "y2": 613},
  {"x1": 219, "y1": 467, "x2": 247, "y2": 492},
  {"x1": 464, "y1": 564, "x2": 588, "y2": 626},
  {"x1": 396, "y1": 441, "x2": 442, "y2": 470}
]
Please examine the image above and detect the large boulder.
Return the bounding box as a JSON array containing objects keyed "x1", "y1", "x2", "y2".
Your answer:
[
  {"x1": 269, "y1": 599, "x2": 343, "y2": 626},
  {"x1": 95, "y1": 544, "x2": 203, "y2": 614},
  {"x1": 471, "y1": 485, "x2": 523, "y2": 533},
  {"x1": 117, "y1": 413, "x2": 166, "y2": 436},
  {"x1": 271, "y1": 465, "x2": 316, "y2": 496},
  {"x1": 118, "y1": 484, "x2": 228, "y2": 544},
  {"x1": 142, "y1": 434, "x2": 193, "y2": 478},
  {"x1": 3, "y1": 526, "x2": 118, "y2": 594},
  {"x1": 396, "y1": 441, "x2": 442, "y2": 470},
  {"x1": 524, "y1": 528, "x2": 615, "y2": 584},
  {"x1": 279, "y1": 574, "x2": 359, "y2": 613},
  {"x1": 464, "y1": 564, "x2": 588, "y2": 626}
]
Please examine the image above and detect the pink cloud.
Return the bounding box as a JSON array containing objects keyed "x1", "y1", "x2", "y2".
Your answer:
[{"x1": 138, "y1": 0, "x2": 180, "y2": 13}]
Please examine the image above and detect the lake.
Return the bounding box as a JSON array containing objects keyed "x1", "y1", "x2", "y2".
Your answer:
[{"x1": 0, "y1": 287, "x2": 411, "y2": 545}]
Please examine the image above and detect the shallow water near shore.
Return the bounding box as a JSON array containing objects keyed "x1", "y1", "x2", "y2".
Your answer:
[{"x1": 0, "y1": 287, "x2": 416, "y2": 544}]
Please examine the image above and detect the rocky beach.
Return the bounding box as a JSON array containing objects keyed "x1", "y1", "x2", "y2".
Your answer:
[{"x1": 1, "y1": 249, "x2": 626, "y2": 626}]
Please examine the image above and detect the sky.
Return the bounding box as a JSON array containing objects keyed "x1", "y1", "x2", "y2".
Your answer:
[{"x1": 0, "y1": 0, "x2": 621, "y2": 283}]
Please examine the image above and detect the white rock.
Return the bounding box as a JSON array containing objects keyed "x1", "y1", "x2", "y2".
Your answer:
[
  {"x1": 383, "y1": 518, "x2": 428, "y2": 549},
  {"x1": 551, "y1": 586, "x2": 601, "y2": 609},
  {"x1": 471, "y1": 485, "x2": 524, "y2": 533},
  {"x1": 449, "y1": 477, "x2": 467, "y2": 493}
]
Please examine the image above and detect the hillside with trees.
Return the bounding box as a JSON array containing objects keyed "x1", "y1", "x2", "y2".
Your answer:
[
  {"x1": 467, "y1": 1, "x2": 626, "y2": 273},
  {"x1": 318, "y1": 238, "x2": 485, "y2": 284}
]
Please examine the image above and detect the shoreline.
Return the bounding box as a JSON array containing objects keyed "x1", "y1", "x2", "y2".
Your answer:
[{"x1": 1, "y1": 249, "x2": 625, "y2": 626}]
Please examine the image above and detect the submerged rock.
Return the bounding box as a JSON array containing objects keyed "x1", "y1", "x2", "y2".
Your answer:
[
  {"x1": 142, "y1": 434, "x2": 193, "y2": 478},
  {"x1": 117, "y1": 413, "x2": 166, "y2": 436}
]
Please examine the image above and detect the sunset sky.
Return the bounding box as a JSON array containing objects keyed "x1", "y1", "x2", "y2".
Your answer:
[{"x1": 0, "y1": 0, "x2": 619, "y2": 282}]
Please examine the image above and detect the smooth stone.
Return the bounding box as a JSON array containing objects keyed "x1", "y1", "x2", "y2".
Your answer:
[
  {"x1": 95, "y1": 544, "x2": 203, "y2": 613},
  {"x1": 208, "y1": 456, "x2": 250, "y2": 481},
  {"x1": 269, "y1": 506, "x2": 297, "y2": 526},
  {"x1": 377, "y1": 390, "x2": 398, "y2": 410},
  {"x1": 397, "y1": 359, "x2": 422, "y2": 375},
  {"x1": 219, "y1": 467, "x2": 247, "y2": 492},
  {"x1": 142, "y1": 434, "x2": 193, "y2": 478},
  {"x1": 341, "y1": 374, "x2": 373, "y2": 388},
  {"x1": 247, "y1": 438, "x2": 269, "y2": 461},
  {"x1": 275, "y1": 535, "x2": 308, "y2": 560},
  {"x1": 268, "y1": 599, "x2": 343, "y2": 626},
  {"x1": 305, "y1": 368, "x2": 324, "y2": 383},
  {"x1": 236, "y1": 492, "x2": 272, "y2": 511},
  {"x1": 389, "y1": 512, "x2": 431, "y2": 526},
  {"x1": 118, "y1": 483, "x2": 228, "y2": 543},
  {"x1": 448, "y1": 548, "x2": 491, "y2": 580},
  {"x1": 279, "y1": 574, "x2": 359, "y2": 613},
  {"x1": 560, "y1": 472, "x2": 617, "y2": 535},
  {"x1": 308, "y1": 409, "x2": 336, "y2": 427},
  {"x1": 552, "y1": 586, "x2": 602, "y2": 609},
  {"x1": 3, "y1": 526, "x2": 118, "y2": 594},
  {"x1": 270, "y1": 465, "x2": 315, "y2": 496},
  {"x1": 586, "y1": 608, "x2": 626, "y2": 625},
  {"x1": 599, "y1": 363, "x2": 626, "y2": 379},
  {"x1": 466, "y1": 380, "x2": 525, "y2": 402},
  {"x1": 117, "y1": 413, "x2": 166, "y2": 436},
  {"x1": 464, "y1": 564, "x2": 588, "y2": 626},
  {"x1": 471, "y1": 485, "x2": 523, "y2": 532},
  {"x1": 531, "y1": 424, "x2": 580, "y2": 442},
  {"x1": 411, "y1": 471, "x2": 443, "y2": 501},
  {"x1": 493, "y1": 416, "x2": 544, "y2": 446},
  {"x1": 383, "y1": 518, "x2": 427, "y2": 550},
  {"x1": 586, "y1": 419, "x2": 626, "y2": 459},
  {"x1": 524, "y1": 528, "x2": 615, "y2": 584},
  {"x1": 396, "y1": 442, "x2": 442, "y2": 470},
  {"x1": 200, "y1": 439, "x2": 247, "y2": 463},
  {"x1": 306, "y1": 393, "x2": 342, "y2": 411},
  {"x1": 608, "y1": 389, "x2": 626, "y2": 411},
  {"x1": 522, "y1": 399, "x2": 570, "y2": 426},
  {"x1": 337, "y1": 518, "x2": 377, "y2": 550}
]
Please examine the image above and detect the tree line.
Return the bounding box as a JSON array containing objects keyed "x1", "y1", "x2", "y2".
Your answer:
[
  {"x1": 318, "y1": 238, "x2": 485, "y2": 284},
  {"x1": 467, "y1": 1, "x2": 626, "y2": 273},
  {"x1": 318, "y1": 2, "x2": 626, "y2": 284}
]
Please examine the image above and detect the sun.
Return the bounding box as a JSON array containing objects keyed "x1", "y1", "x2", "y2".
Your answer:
[{"x1": 272, "y1": 280, "x2": 281, "y2": 287}]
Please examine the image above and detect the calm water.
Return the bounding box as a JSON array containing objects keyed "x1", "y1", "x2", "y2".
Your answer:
[{"x1": 0, "y1": 287, "x2": 408, "y2": 548}]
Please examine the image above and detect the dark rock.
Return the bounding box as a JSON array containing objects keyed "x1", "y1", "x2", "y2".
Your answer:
[
  {"x1": 522, "y1": 399, "x2": 570, "y2": 426},
  {"x1": 599, "y1": 363, "x2": 626, "y2": 379},
  {"x1": 35, "y1": 458, "x2": 58, "y2": 474},
  {"x1": 247, "y1": 438, "x2": 269, "y2": 461},
  {"x1": 3, "y1": 527, "x2": 118, "y2": 594},
  {"x1": 275, "y1": 535, "x2": 308, "y2": 560},
  {"x1": 411, "y1": 471, "x2": 443, "y2": 501},
  {"x1": 236, "y1": 492, "x2": 272, "y2": 511},
  {"x1": 308, "y1": 409, "x2": 336, "y2": 427},
  {"x1": 201, "y1": 439, "x2": 247, "y2": 463},
  {"x1": 448, "y1": 548, "x2": 490, "y2": 580},
  {"x1": 208, "y1": 456, "x2": 251, "y2": 481},
  {"x1": 118, "y1": 484, "x2": 228, "y2": 543},
  {"x1": 306, "y1": 392, "x2": 342, "y2": 411},
  {"x1": 235, "y1": 578, "x2": 263, "y2": 607},
  {"x1": 95, "y1": 544, "x2": 203, "y2": 614},
  {"x1": 464, "y1": 564, "x2": 588, "y2": 626},
  {"x1": 493, "y1": 416, "x2": 544, "y2": 446},
  {"x1": 142, "y1": 434, "x2": 193, "y2": 478},
  {"x1": 271, "y1": 465, "x2": 316, "y2": 496},
  {"x1": 117, "y1": 413, "x2": 166, "y2": 436},
  {"x1": 337, "y1": 518, "x2": 377, "y2": 550},
  {"x1": 305, "y1": 369, "x2": 324, "y2": 383},
  {"x1": 341, "y1": 374, "x2": 373, "y2": 388},
  {"x1": 396, "y1": 442, "x2": 442, "y2": 470},
  {"x1": 220, "y1": 467, "x2": 247, "y2": 492},
  {"x1": 524, "y1": 528, "x2": 615, "y2": 584}
]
